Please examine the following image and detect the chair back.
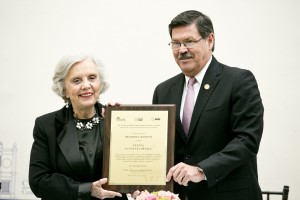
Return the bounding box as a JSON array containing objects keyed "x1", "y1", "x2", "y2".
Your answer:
[{"x1": 262, "y1": 185, "x2": 289, "y2": 200}]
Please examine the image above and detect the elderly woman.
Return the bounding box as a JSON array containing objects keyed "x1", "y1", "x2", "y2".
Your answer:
[{"x1": 29, "y1": 54, "x2": 127, "y2": 200}]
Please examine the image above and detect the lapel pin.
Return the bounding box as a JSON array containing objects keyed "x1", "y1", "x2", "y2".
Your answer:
[{"x1": 204, "y1": 84, "x2": 210, "y2": 90}]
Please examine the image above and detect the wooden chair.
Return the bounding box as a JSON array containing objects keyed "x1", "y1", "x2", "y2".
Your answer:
[{"x1": 262, "y1": 185, "x2": 289, "y2": 200}]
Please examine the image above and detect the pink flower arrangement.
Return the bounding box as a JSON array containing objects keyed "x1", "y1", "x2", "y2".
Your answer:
[{"x1": 128, "y1": 190, "x2": 180, "y2": 200}]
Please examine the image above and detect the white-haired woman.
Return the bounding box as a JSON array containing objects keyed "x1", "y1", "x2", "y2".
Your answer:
[{"x1": 29, "y1": 54, "x2": 127, "y2": 200}]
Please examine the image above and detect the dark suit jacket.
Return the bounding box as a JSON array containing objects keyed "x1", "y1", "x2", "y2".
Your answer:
[
  {"x1": 29, "y1": 103, "x2": 127, "y2": 200},
  {"x1": 152, "y1": 56, "x2": 264, "y2": 200}
]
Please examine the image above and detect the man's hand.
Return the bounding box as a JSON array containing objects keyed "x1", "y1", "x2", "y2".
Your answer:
[
  {"x1": 101, "y1": 102, "x2": 121, "y2": 117},
  {"x1": 166, "y1": 162, "x2": 205, "y2": 186}
]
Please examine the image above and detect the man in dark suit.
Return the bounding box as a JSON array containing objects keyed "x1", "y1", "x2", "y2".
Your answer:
[{"x1": 152, "y1": 10, "x2": 264, "y2": 200}]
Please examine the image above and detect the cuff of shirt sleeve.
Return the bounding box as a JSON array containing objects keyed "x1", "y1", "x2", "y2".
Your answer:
[
  {"x1": 78, "y1": 182, "x2": 92, "y2": 200},
  {"x1": 195, "y1": 165, "x2": 207, "y2": 181}
]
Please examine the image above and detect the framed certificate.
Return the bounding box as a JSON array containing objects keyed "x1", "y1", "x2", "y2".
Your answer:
[{"x1": 102, "y1": 105, "x2": 175, "y2": 193}]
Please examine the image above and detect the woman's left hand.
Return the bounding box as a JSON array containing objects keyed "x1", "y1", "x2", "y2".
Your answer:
[{"x1": 91, "y1": 178, "x2": 122, "y2": 199}]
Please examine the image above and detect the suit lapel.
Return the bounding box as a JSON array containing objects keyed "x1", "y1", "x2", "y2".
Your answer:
[
  {"x1": 55, "y1": 106, "x2": 82, "y2": 176},
  {"x1": 187, "y1": 57, "x2": 222, "y2": 139},
  {"x1": 57, "y1": 121, "x2": 82, "y2": 173},
  {"x1": 54, "y1": 103, "x2": 104, "y2": 178}
]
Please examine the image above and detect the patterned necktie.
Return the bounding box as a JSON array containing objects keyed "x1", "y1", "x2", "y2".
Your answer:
[{"x1": 182, "y1": 77, "x2": 196, "y2": 136}]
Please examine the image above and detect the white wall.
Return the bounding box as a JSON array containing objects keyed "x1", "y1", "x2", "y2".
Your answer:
[{"x1": 0, "y1": 0, "x2": 299, "y2": 199}]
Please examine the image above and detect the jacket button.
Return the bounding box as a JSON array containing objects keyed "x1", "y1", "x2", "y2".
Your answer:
[{"x1": 184, "y1": 155, "x2": 191, "y2": 160}]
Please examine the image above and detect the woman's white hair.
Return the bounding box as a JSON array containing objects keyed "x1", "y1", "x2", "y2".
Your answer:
[{"x1": 52, "y1": 54, "x2": 109, "y2": 103}]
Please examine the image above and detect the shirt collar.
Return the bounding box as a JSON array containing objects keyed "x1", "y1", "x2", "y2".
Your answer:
[{"x1": 185, "y1": 55, "x2": 212, "y2": 86}]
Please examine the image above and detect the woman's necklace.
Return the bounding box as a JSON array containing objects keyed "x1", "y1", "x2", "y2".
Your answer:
[{"x1": 73, "y1": 111, "x2": 100, "y2": 130}]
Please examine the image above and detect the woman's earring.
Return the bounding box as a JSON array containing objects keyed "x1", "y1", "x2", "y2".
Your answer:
[{"x1": 65, "y1": 97, "x2": 70, "y2": 108}]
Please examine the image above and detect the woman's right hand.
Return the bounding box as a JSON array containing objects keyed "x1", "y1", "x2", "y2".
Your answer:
[
  {"x1": 127, "y1": 190, "x2": 140, "y2": 200},
  {"x1": 91, "y1": 178, "x2": 122, "y2": 199}
]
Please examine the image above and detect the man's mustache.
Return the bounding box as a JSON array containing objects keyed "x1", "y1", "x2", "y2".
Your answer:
[{"x1": 178, "y1": 52, "x2": 193, "y2": 60}]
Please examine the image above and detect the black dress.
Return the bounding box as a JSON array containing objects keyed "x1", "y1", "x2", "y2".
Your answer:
[{"x1": 75, "y1": 115, "x2": 128, "y2": 200}]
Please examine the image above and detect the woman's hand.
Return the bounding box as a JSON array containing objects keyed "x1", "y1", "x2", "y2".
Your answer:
[
  {"x1": 91, "y1": 178, "x2": 122, "y2": 199},
  {"x1": 127, "y1": 190, "x2": 141, "y2": 200}
]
